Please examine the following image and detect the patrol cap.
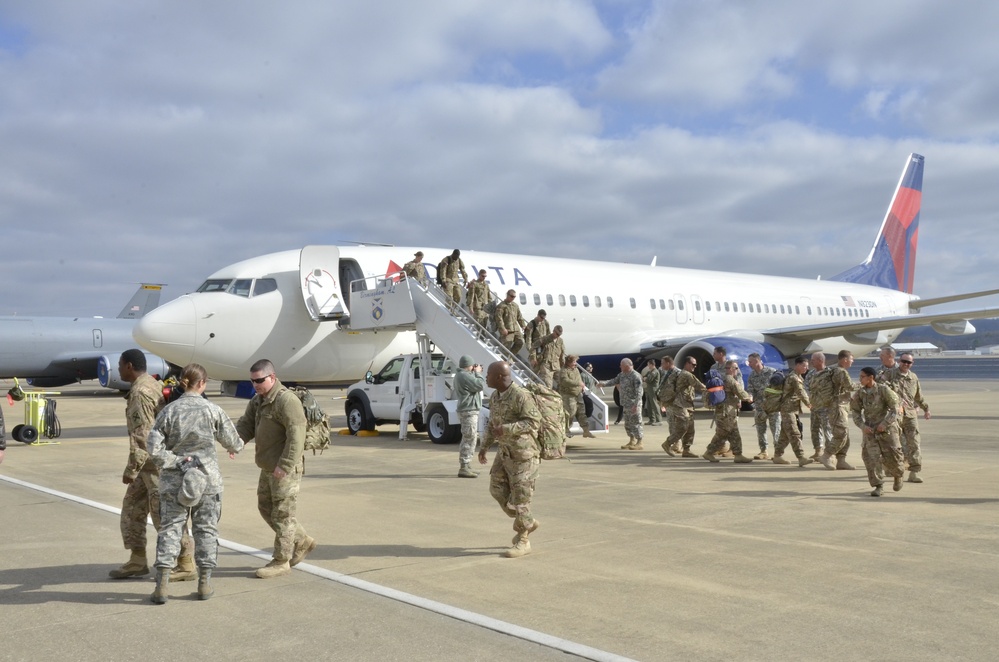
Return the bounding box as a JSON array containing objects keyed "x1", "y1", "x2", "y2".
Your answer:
[
  {"x1": 178, "y1": 468, "x2": 208, "y2": 507},
  {"x1": 414, "y1": 251, "x2": 424, "y2": 257}
]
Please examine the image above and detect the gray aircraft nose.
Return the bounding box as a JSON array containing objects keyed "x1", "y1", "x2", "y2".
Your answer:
[{"x1": 132, "y1": 296, "x2": 196, "y2": 366}]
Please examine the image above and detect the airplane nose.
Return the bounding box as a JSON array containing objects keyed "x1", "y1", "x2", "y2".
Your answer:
[{"x1": 133, "y1": 296, "x2": 197, "y2": 366}]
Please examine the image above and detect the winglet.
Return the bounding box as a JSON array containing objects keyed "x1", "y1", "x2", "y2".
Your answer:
[
  {"x1": 830, "y1": 153, "x2": 923, "y2": 293},
  {"x1": 117, "y1": 283, "x2": 164, "y2": 319}
]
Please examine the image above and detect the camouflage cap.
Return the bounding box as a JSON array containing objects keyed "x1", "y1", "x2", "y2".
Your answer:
[{"x1": 178, "y1": 467, "x2": 208, "y2": 507}]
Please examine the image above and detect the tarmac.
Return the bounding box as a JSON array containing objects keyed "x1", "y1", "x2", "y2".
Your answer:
[{"x1": 1, "y1": 378, "x2": 997, "y2": 662}]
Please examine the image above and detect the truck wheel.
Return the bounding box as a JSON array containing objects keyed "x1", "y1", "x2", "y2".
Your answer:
[
  {"x1": 11, "y1": 424, "x2": 24, "y2": 442},
  {"x1": 346, "y1": 402, "x2": 374, "y2": 434},
  {"x1": 410, "y1": 413, "x2": 427, "y2": 433},
  {"x1": 426, "y1": 405, "x2": 460, "y2": 444},
  {"x1": 19, "y1": 425, "x2": 38, "y2": 444}
]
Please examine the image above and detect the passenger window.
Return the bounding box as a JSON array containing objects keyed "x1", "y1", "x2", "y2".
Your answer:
[
  {"x1": 559, "y1": 294, "x2": 566, "y2": 306},
  {"x1": 724, "y1": 302, "x2": 730, "y2": 312},
  {"x1": 659, "y1": 299, "x2": 665, "y2": 309},
  {"x1": 780, "y1": 304, "x2": 785, "y2": 314},
  {"x1": 764, "y1": 304, "x2": 769, "y2": 313},
  {"x1": 582, "y1": 295, "x2": 589, "y2": 307},
  {"x1": 519, "y1": 293, "x2": 527, "y2": 305},
  {"x1": 678, "y1": 300, "x2": 684, "y2": 310},
  {"x1": 756, "y1": 303, "x2": 762, "y2": 313},
  {"x1": 695, "y1": 300, "x2": 702, "y2": 311},
  {"x1": 669, "y1": 300, "x2": 675, "y2": 311},
  {"x1": 607, "y1": 296, "x2": 614, "y2": 308},
  {"x1": 795, "y1": 305, "x2": 800, "y2": 314},
  {"x1": 629, "y1": 298, "x2": 636, "y2": 309},
  {"x1": 705, "y1": 301, "x2": 712, "y2": 312},
  {"x1": 253, "y1": 278, "x2": 278, "y2": 296},
  {"x1": 374, "y1": 358, "x2": 404, "y2": 383},
  {"x1": 595, "y1": 296, "x2": 602, "y2": 308},
  {"x1": 569, "y1": 295, "x2": 577, "y2": 307},
  {"x1": 651, "y1": 298, "x2": 657, "y2": 309},
  {"x1": 546, "y1": 294, "x2": 553, "y2": 306},
  {"x1": 534, "y1": 293, "x2": 541, "y2": 305}
]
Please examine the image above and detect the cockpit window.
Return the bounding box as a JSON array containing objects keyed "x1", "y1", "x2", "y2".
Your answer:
[
  {"x1": 197, "y1": 279, "x2": 233, "y2": 293},
  {"x1": 253, "y1": 278, "x2": 278, "y2": 296},
  {"x1": 230, "y1": 279, "x2": 253, "y2": 298}
]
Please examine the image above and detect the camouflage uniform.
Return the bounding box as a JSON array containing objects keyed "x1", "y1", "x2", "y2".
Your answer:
[
  {"x1": 495, "y1": 300, "x2": 527, "y2": 354},
  {"x1": 805, "y1": 368, "x2": 833, "y2": 453},
  {"x1": 555, "y1": 366, "x2": 590, "y2": 436},
  {"x1": 525, "y1": 317, "x2": 551, "y2": 358},
  {"x1": 851, "y1": 382, "x2": 904, "y2": 488},
  {"x1": 747, "y1": 366, "x2": 781, "y2": 454},
  {"x1": 483, "y1": 384, "x2": 542, "y2": 534},
  {"x1": 642, "y1": 364, "x2": 662, "y2": 425},
  {"x1": 657, "y1": 366, "x2": 679, "y2": 426},
  {"x1": 536, "y1": 334, "x2": 565, "y2": 389},
  {"x1": 454, "y1": 366, "x2": 485, "y2": 467},
  {"x1": 604, "y1": 370, "x2": 644, "y2": 443},
  {"x1": 466, "y1": 279, "x2": 493, "y2": 327},
  {"x1": 775, "y1": 372, "x2": 810, "y2": 459},
  {"x1": 437, "y1": 255, "x2": 468, "y2": 307},
  {"x1": 119, "y1": 373, "x2": 194, "y2": 560},
  {"x1": 826, "y1": 367, "x2": 854, "y2": 458},
  {"x1": 711, "y1": 360, "x2": 743, "y2": 385},
  {"x1": 665, "y1": 371, "x2": 705, "y2": 452},
  {"x1": 236, "y1": 379, "x2": 310, "y2": 564},
  {"x1": 402, "y1": 260, "x2": 428, "y2": 287},
  {"x1": 706, "y1": 375, "x2": 751, "y2": 456},
  {"x1": 147, "y1": 392, "x2": 244, "y2": 569},
  {"x1": 886, "y1": 370, "x2": 928, "y2": 473}
]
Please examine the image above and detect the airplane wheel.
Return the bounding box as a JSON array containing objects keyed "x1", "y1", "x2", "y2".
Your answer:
[
  {"x1": 11, "y1": 424, "x2": 24, "y2": 442},
  {"x1": 426, "y1": 405, "x2": 460, "y2": 444},
  {"x1": 346, "y1": 402, "x2": 374, "y2": 434},
  {"x1": 19, "y1": 425, "x2": 38, "y2": 444}
]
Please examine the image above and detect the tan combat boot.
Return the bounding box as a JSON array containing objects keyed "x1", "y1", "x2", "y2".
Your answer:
[
  {"x1": 816, "y1": 452, "x2": 837, "y2": 470},
  {"x1": 291, "y1": 536, "x2": 317, "y2": 567},
  {"x1": 798, "y1": 455, "x2": 815, "y2": 467},
  {"x1": 621, "y1": 437, "x2": 635, "y2": 449},
  {"x1": 772, "y1": 454, "x2": 790, "y2": 465},
  {"x1": 629, "y1": 439, "x2": 644, "y2": 450},
  {"x1": 753, "y1": 450, "x2": 770, "y2": 460},
  {"x1": 255, "y1": 559, "x2": 291, "y2": 579},
  {"x1": 150, "y1": 568, "x2": 169, "y2": 604},
  {"x1": 197, "y1": 568, "x2": 214, "y2": 601},
  {"x1": 170, "y1": 554, "x2": 197, "y2": 582},
  {"x1": 458, "y1": 463, "x2": 479, "y2": 478},
  {"x1": 702, "y1": 451, "x2": 719, "y2": 463},
  {"x1": 892, "y1": 476, "x2": 904, "y2": 492},
  {"x1": 733, "y1": 454, "x2": 754, "y2": 464},
  {"x1": 907, "y1": 470, "x2": 923, "y2": 483},
  {"x1": 681, "y1": 449, "x2": 698, "y2": 458},
  {"x1": 836, "y1": 457, "x2": 856, "y2": 470},
  {"x1": 109, "y1": 550, "x2": 149, "y2": 579}
]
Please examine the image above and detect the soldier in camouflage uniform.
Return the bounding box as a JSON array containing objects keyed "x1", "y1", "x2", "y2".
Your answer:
[
  {"x1": 875, "y1": 346, "x2": 899, "y2": 384},
  {"x1": 598, "y1": 358, "x2": 644, "y2": 450},
  {"x1": 236, "y1": 359, "x2": 316, "y2": 579},
  {"x1": 536, "y1": 325, "x2": 565, "y2": 388},
  {"x1": 851, "y1": 367, "x2": 905, "y2": 497},
  {"x1": 662, "y1": 357, "x2": 705, "y2": 457},
  {"x1": 555, "y1": 355, "x2": 595, "y2": 438},
  {"x1": 711, "y1": 346, "x2": 743, "y2": 385},
  {"x1": 746, "y1": 353, "x2": 780, "y2": 459},
  {"x1": 773, "y1": 357, "x2": 816, "y2": 467},
  {"x1": 494, "y1": 289, "x2": 527, "y2": 355},
  {"x1": 454, "y1": 355, "x2": 485, "y2": 478},
  {"x1": 478, "y1": 361, "x2": 542, "y2": 558},
  {"x1": 465, "y1": 269, "x2": 492, "y2": 327},
  {"x1": 437, "y1": 249, "x2": 468, "y2": 309},
  {"x1": 524, "y1": 310, "x2": 550, "y2": 360},
  {"x1": 804, "y1": 352, "x2": 833, "y2": 460},
  {"x1": 818, "y1": 350, "x2": 857, "y2": 471},
  {"x1": 890, "y1": 353, "x2": 930, "y2": 483},
  {"x1": 704, "y1": 361, "x2": 754, "y2": 463},
  {"x1": 147, "y1": 364, "x2": 244, "y2": 603},
  {"x1": 656, "y1": 356, "x2": 678, "y2": 428},
  {"x1": 402, "y1": 251, "x2": 428, "y2": 287},
  {"x1": 110, "y1": 349, "x2": 195, "y2": 581},
  {"x1": 642, "y1": 359, "x2": 662, "y2": 426}
]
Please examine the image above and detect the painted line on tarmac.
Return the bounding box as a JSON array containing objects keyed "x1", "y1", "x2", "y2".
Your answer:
[{"x1": 0, "y1": 474, "x2": 637, "y2": 662}]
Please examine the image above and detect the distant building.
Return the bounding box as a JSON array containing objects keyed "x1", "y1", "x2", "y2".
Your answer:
[
  {"x1": 893, "y1": 342, "x2": 941, "y2": 357},
  {"x1": 976, "y1": 345, "x2": 999, "y2": 356}
]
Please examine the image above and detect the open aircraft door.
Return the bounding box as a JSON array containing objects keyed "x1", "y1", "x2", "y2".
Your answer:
[{"x1": 300, "y1": 246, "x2": 347, "y2": 321}]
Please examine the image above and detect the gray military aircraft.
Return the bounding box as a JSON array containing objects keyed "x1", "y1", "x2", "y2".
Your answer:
[{"x1": 0, "y1": 284, "x2": 173, "y2": 390}]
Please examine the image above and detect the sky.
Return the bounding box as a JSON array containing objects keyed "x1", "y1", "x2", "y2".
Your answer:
[{"x1": 2, "y1": 0, "x2": 998, "y2": 317}]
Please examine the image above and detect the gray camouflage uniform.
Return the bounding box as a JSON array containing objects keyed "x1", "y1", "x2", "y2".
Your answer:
[
  {"x1": 604, "y1": 370, "x2": 644, "y2": 442},
  {"x1": 747, "y1": 366, "x2": 781, "y2": 453},
  {"x1": 148, "y1": 392, "x2": 244, "y2": 570}
]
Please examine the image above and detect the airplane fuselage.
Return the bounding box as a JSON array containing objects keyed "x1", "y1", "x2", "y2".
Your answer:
[{"x1": 134, "y1": 246, "x2": 911, "y2": 383}]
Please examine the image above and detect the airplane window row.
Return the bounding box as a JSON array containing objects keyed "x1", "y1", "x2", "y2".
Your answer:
[
  {"x1": 514, "y1": 289, "x2": 870, "y2": 320},
  {"x1": 196, "y1": 278, "x2": 278, "y2": 298}
]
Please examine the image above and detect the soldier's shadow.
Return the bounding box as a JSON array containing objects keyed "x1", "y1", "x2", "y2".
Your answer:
[
  {"x1": 301, "y1": 544, "x2": 500, "y2": 562},
  {"x1": 0, "y1": 563, "x2": 151, "y2": 605}
]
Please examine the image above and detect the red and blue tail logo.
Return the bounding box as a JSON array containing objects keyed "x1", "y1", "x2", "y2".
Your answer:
[{"x1": 831, "y1": 153, "x2": 923, "y2": 293}]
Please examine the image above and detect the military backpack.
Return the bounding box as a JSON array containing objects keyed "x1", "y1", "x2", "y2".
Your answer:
[
  {"x1": 657, "y1": 369, "x2": 680, "y2": 407},
  {"x1": 808, "y1": 367, "x2": 835, "y2": 409},
  {"x1": 288, "y1": 386, "x2": 332, "y2": 455},
  {"x1": 704, "y1": 369, "x2": 727, "y2": 407},
  {"x1": 761, "y1": 372, "x2": 786, "y2": 415},
  {"x1": 522, "y1": 381, "x2": 570, "y2": 460}
]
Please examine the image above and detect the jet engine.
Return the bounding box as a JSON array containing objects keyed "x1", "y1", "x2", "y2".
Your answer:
[{"x1": 98, "y1": 352, "x2": 173, "y2": 391}]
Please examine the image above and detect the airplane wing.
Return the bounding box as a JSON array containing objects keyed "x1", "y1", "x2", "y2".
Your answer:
[
  {"x1": 908, "y1": 288, "x2": 999, "y2": 311},
  {"x1": 640, "y1": 306, "x2": 999, "y2": 354}
]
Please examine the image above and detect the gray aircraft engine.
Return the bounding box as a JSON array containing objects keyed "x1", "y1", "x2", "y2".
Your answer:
[{"x1": 97, "y1": 352, "x2": 173, "y2": 391}]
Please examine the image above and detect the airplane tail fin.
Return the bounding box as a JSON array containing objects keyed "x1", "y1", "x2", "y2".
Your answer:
[
  {"x1": 117, "y1": 284, "x2": 164, "y2": 319},
  {"x1": 830, "y1": 153, "x2": 923, "y2": 294}
]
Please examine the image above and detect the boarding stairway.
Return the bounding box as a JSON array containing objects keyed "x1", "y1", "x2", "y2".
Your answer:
[{"x1": 347, "y1": 273, "x2": 608, "y2": 437}]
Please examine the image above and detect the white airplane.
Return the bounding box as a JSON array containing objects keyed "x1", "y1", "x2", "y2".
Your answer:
[
  {"x1": 134, "y1": 154, "x2": 999, "y2": 386},
  {"x1": 0, "y1": 283, "x2": 173, "y2": 389}
]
